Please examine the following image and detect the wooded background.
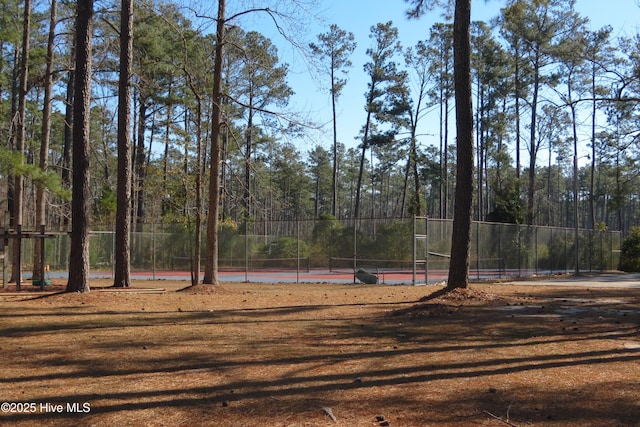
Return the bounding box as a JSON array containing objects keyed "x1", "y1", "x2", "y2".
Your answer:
[{"x1": 1, "y1": 0, "x2": 639, "y2": 249}]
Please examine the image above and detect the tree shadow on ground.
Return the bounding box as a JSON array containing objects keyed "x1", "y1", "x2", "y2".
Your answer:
[{"x1": 1, "y1": 284, "x2": 639, "y2": 426}]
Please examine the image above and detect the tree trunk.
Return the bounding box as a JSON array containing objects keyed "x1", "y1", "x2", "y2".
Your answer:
[
  {"x1": 514, "y1": 42, "x2": 521, "y2": 182},
  {"x1": 182, "y1": 38, "x2": 205, "y2": 287},
  {"x1": 163, "y1": 83, "x2": 173, "y2": 189},
  {"x1": 331, "y1": 71, "x2": 339, "y2": 218},
  {"x1": 589, "y1": 65, "x2": 597, "y2": 229},
  {"x1": 354, "y1": 141, "x2": 367, "y2": 219},
  {"x1": 244, "y1": 97, "x2": 253, "y2": 222},
  {"x1": 62, "y1": 45, "x2": 74, "y2": 192},
  {"x1": 354, "y1": 108, "x2": 373, "y2": 219},
  {"x1": 446, "y1": 0, "x2": 473, "y2": 291},
  {"x1": 571, "y1": 102, "x2": 579, "y2": 275},
  {"x1": 66, "y1": 0, "x2": 94, "y2": 293},
  {"x1": 113, "y1": 0, "x2": 133, "y2": 288},
  {"x1": 59, "y1": 45, "x2": 74, "y2": 272},
  {"x1": 526, "y1": 52, "x2": 541, "y2": 226},
  {"x1": 203, "y1": 0, "x2": 225, "y2": 284},
  {"x1": 134, "y1": 101, "x2": 147, "y2": 225},
  {"x1": 443, "y1": 82, "x2": 450, "y2": 218},
  {"x1": 7, "y1": 48, "x2": 18, "y2": 235},
  {"x1": 438, "y1": 74, "x2": 444, "y2": 218},
  {"x1": 11, "y1": 0, "x2": 30, "y2": 289},
  {"x1": 192, "y1": 98, "x2": 203, "y2": 286},
  {"x1": 34, "y1": 0, "x2": 57, "y2": 282},
  {"x1": 476, "y1": 76, "x2": 484, "y2": 221}
]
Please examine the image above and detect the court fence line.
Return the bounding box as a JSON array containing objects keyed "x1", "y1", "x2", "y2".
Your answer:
[{"x1": 6, "y1": 217, "x2": 622, "y2": 284}]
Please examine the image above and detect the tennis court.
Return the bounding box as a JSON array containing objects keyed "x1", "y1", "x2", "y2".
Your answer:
[
  {"x1": 3, "y1": 218, "x2": 623, "y2": 288},
  {"x1": 81, "y1": 268, "x2": 434, "y2": 285},
  {"x1": 77, "y1": 265, "x2": 518, "y2": 285}
]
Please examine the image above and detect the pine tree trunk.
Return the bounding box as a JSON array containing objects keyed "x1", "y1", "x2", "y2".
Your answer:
[
  {"x1": 331, "y1": 76, "x2": 339, "y2": 217},
  {"x1": 66, "y1": 0, "x2": 94, "y2": 293},
  {"x1": 203, "y1": 0, "x2": 225, "y2": 284},
  {"x1": 113, "y1": 0, "x2": 133, "y2": 288},
  {"x1": 34, "y1": 0, "x2": 57, "y2": 282},
  {"x1": 11, "y1": 0, "x2": 30, "y2": 289},
  {"x1": 447, "y1": 0, "x2": 473, "y2": 290},
  {"x1": 134, "y1": 102, "x2": 147, "y2": 226},
  {"x1": 62, "y1": 46, "x2": 74, "y2": 191}
]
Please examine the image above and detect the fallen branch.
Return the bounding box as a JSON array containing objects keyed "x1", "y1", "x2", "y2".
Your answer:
[
  {"x1": 483, "y1": 410, "x2": 520, "y2": 427},
  {"x1": 322, "y1": 407, "x2": 337, "y2": 423}
]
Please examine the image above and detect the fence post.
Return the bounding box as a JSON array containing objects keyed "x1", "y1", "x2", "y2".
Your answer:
[
  {"x1": 610, "y1": 233, "x2": 614, "y2": 271},
  {"x1": 517, "y1": 225, "x2": 521, "y2": 277},
  {"x1": 534, "y1": 226, "x2": 538, "y2": 275},
  {"x1": 476, "y1": 221, "x2": 480, "y2": 280},
  {"x1": 245, "y1": 224, "x2": 249, "y2": 282},
  {"x1": 498, "y1": 224, "x2": 503, "y2": 279},
  {"x1": 550, "y1": 228, "x2": 554, "y2": 275},
  {"x1": 412, "y1": 216, "x2": 416, "y2": 285},
  {"x1": 412, "y1": 216, "x2": 429, "y2": 285},
  {"x1": 352, "y1": 217, "x2": 357, "y2": 284},
  {"x1": 296, "y1": 218, "x2": 300, "y2": 283},
  {"x1": 564, "y1": 228, "x2": 568, "y2": 273},
  {"x1": 425, "y1": 216, "x2": 428, "y2": 285}
]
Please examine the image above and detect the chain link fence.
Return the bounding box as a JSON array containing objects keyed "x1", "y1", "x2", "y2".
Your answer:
[{"x1": 7, "y1": 218, "x2": 622, "y2": 283}]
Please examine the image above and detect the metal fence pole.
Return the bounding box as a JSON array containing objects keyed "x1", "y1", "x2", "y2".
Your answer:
[
  {"x1": 353, "y1": 218, "x2": 357, "y2": 284},
  {"x1": 112, "y1": 227, "x2": 116, "y2": 279},
  {"x1": 152, "y1": 224, "x2": 156, "y2": 280},
  {"x1": 425, "y1": 216, "x2": 429, "y2": 285},
  {"x1": 412, "y1": 216, "x2": 416, "y2": 285},
  {"x1": 517, "y1": 225, "x2": 521, "y2": 277},
  {"x1": 412, "y1": 216, "x2": 429, "y2": 286},
  {"x1": 476, "y1": 221, "x2": 480, "y2": 280},
  {"x1": 296, "y1": 218, "x2": 300, "y2": 283},
  {"x1": 245, "y1": 225, "x2": 249, "y2": 282},
  {"x1": 498, "y1": 224, "x2": 503, "y2": 279},
  {"x1": 534, "y1": 226, "x2": 538, "y2": 275},
  {"x1": 550, "y1": 228, "x2": 554, "y2": 275},
  {"x1": 565, "y1": 228, "x2": 568, "y2": 274}
]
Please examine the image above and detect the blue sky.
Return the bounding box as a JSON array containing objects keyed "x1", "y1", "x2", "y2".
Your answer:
[{"x1": 224, "y1": 0, "x2": 640, "y2": 162}]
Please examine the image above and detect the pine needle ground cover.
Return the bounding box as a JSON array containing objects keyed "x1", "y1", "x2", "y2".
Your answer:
[{"x1": 0, "y1": 279, "x2": 638, "y2": 426}]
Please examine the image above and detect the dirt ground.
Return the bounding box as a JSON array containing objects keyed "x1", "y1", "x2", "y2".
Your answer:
[{"x1": 0, "y1": 277, "x2": 638, "y2": 427}]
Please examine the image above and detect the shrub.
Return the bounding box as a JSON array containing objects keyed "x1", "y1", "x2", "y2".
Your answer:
[
  {"x1": 619, "y1": 227, "x2": 640, "y2": 272},
  {"x1": 364, "y1": 220, "x2": 412, "y2": 261},
  {"x1": 312, "y1": 214, "x2": 342, "y2": 242},
  {"x1": 246, "y1": 237, "x2": 308, "y2": 269},
  {"x1": 309, "y1": 215, "x2": 346, "y2": 266}
]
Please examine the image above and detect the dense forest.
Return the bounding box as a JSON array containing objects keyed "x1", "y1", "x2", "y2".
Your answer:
[{"x1": 1, "y1": 0, "x2": 640, "y2": 241}]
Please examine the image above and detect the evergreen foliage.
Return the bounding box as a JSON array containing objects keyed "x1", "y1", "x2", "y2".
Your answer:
[
  {"x1": 620, "y1": 227, "x2": 640, "y2": 272},
  {"x1": 1, "y1": 0, "x2": 639, "y2": 257}
]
